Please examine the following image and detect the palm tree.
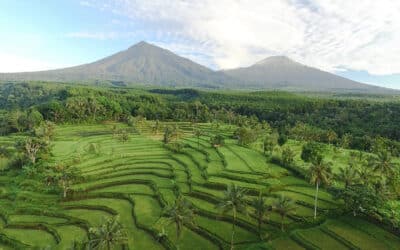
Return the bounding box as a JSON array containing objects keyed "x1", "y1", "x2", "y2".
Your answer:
[
  {"x1": 309, "y1": 157, "x2": 332, "y2": 219},
  {"x1": 337, "y1": 166, "x2": 358, "y2": 188},
  {"x1": 163, "y1": 195, "x2": 196, "y2": 249},
  {"x1": 172, "y1": 123, "x2": 182, "y2": 142},
  {"x1": 252, "y1": 191, "x2": 272, "y2": 239},
  {"x1": 357, "y1": 166, "x2": 379, "y2": 186},
  {"x1": 194, "y1": 128, "x2": 204, "y2": 149},
  {"x1": 152, "y1": 120, "x2": 161, "y2": 135},
  {"x1": 281, "y1": 147, "x2": 295, "y2": 167},
  {"x1": 216, "y1": 184, "x2": 247, "y2": 250},
  {"x1": 88, "y1": 216, "x2": 127, "y2": 250},
  {"x1": 370, "y1": 150, "x2": 395, "y2": 177},
  {"x1": 273, "y1": 195, "x2": 296, "y2": 231}
]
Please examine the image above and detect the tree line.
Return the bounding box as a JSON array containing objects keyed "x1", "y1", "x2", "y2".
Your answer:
[{"x1": 1, "y1": 82, "x2": 400, "y2": 155}]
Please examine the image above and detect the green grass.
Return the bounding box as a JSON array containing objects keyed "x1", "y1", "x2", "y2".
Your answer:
[
  {"x1": 7, "y1": 215, "x2": 68, "y2": 224},
  {"x1": 0, "y1": 122, "x2": 399, "y2": 249},
  {"x1": 294, "y1": 228, "x2": 348, "y2": 250},
  {"x1": 323, "y1": 220, "x2": 392, "y2": 250},
  {"x1": 195, "y1": 215, "x2": 258, "y2": 243},
  {"x1": 271, "y1": 236, "x2": 305, "y2": 250},
  {"x1": 2, "y1": 228, "x2": 56, "y2": 247}
]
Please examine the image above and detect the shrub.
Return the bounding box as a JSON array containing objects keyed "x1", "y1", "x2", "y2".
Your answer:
[
  {"x1": 301, "y1": 142, "x2": 322, "y2": 163},
  {"x1": 234, "y1": 127, "x2": 258, "y2": 146},
  {"x1": 211, "y1": 134, "x2": 225, "y2": 147},
  {"x1": 165, "y1": 142, "x2": 185, "y2": 153},
  {"x1": 281, "y1": 147, "x2": 295, "y2": 167},
  {"x1": 87, "y1": 143, "x2": 101, "y2": 155},
  {"x1": 278, "y1": 134, "x2": 288, "y2": 146}
]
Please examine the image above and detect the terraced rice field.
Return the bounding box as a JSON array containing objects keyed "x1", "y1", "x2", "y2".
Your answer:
[{"x1": 0, "y1": 122, "x2": 399, "y2": 249}]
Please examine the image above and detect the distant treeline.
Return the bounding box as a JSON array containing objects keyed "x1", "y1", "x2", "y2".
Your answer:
[{"x1": 1, "y1": 82, "x2": 400, "y2": 154}]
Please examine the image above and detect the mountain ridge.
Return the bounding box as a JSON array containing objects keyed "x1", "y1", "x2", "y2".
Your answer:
[{"x1": 0, "y1": 41, "x2": 394, "y2": 93}]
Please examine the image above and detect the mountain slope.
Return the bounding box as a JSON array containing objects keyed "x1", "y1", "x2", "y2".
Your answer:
[
  {"x1": 0, "y1": 41, "x2": 230, "y2": 88},
  {"x1": 222, "y1": 56, "x2": 387, "y2": 92},
  {"x1": 0, "y1": 42, "x2": 394, "y2": 93}
]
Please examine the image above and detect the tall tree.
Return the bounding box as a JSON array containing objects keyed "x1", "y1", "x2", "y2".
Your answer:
[
  {"x1": 357, "y1": 166, "x2": 379, "y2": 187},
  {"x1": 301, "y1": 141, "x2": 322, "y2": 163},
  {"x1": 152, "y1": 120, "x2": 161, "y2": 134},
  {"x1": 194, "y1": 128, "x2": 204, "y2": 149},
  {"x1": 235, "y1": 127, "x2": 257, "y2": 146},
  {"x1": 15, "y1": 137, "x2": 49, "y2": 164},
  {"x1": 326, "y1": 130, "x2": 338, "y2": 145},
  {"x1": 309, "y1": 157, "x2": 332, "y2": 219},
  {"x1": 370, "y1": 150, "x2": 396, "y2": 177},
  {"x1": 172, "y1": 123, "x2": 182, "y2": 142},
  {"x1": 337, "y1": 166, "x2": 358, "y2": 189},
  {"x1": 163, "y1": 196, "x2": 196, "y2": 249},
  {"x1": 216, "y1": 184, "x2": 247, "y2": 250},
  {"x1": 273, "y1": 195, "x2": 296, "y2": 231},
  {"x1": 252, "y1": 191, "x2": 272, "y2": 239},
  {"x1": 53, "y1": 163, "x2": 82, "y2": 198},
  {"x1": 281, "y1": 147, "x2": 295, "y2": 167},
  {"x1": 335, "y1": 185, "x2": 384, "y2": 217},
  {"x1": 163, "y1": 127, "x2": 173, "y2": 144},
  {"x1": 89, "y1": 216, "x2": 127, "y2": 250},
  {"x1": 263, "y1": 133, "x2": 278, "y2": 156}
]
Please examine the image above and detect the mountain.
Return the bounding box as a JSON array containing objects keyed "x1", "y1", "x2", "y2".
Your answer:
[
  {"x1": 0, "y1": 41, "x2": 230, "y2": 88},
  {"x1": 0, "y1": 42, "x2": 393, "y2": 93},
  {"x1": 222, "y1": 56, "x2": 387, "y2": 93}
]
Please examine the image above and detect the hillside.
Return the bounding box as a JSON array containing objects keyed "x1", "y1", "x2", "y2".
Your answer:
[
  {"x1": 0, "y1": 83, "x2": 399, "y2": 249},
  {"x1": 0, "y1": 42, "x2": 394, "y2": 93},
  {"x1": 1, "y1": 122, "x2": 399, "y2": 249},
  {"x1": 0, "y1": 42, "x2": 230, "y2": 88},
  {"x1": 222, "y1": 56, "x2": 387, "y2": 93}
]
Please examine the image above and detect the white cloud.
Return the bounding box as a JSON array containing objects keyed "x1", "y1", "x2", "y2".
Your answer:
[
  {"x1": 82, "y1": 0, "x2": 400, "y2": 75},
  {"x1": 0, "y1": 53, "x2": 68, "y2": 73}
]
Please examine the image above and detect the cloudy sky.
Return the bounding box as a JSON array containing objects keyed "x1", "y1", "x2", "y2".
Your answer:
[{"x1": 1, "y1": 0, "x2": 400, "y2": 89}]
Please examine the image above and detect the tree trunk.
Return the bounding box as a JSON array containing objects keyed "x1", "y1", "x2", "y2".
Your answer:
[
  {"x1": 30, "y1": 155, "x2": 36, "y2": 164},
  {"x1": 314, "y1": 181, "x2": 319, "y2": 219},
  {"x1": 176, "y1": 223, "x2": 182, "y2": 250},
  {"x1": 231, "y1": 211, "x2": 236, "y2": 250},
  {"x1": 63, "y1": 181, "x2": 67, "y2": 198},
  {"x1": 281, "y1": 215, "x2": 284, "y2": 232}
]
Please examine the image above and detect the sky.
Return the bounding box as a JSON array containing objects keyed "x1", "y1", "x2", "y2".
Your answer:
[{"x1": 0, "y1": 0, "x2": 400, "y2": 89}]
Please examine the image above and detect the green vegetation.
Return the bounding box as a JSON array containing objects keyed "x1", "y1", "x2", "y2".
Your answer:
[{"x1": 0, "y1": 82, "x2": 399, "y2": 249}]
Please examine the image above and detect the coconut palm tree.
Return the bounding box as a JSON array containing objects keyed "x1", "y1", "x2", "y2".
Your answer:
[
  {"x1": 172, "y1": 123, "x2": 182, "y2": 142},
  {"x1": 370, "y1": 150, "x2": 395, "y2": 177},
  {"x1": 252, "y1": 191, "x2": 272, "y2": 239},
  {"x1": 337, "y1": 165, "x2": 358, "y2": 188},
  {"x1": 357, "y1": 166, "x2": 380, "y2": 187},
  {"x1": 88, "y1": 216, "x2": 127, "y2": 250},
  {"x1": 194, "y1": 128, "x2": 204, "y2": 149},
  {"x1": 163, "y1": 195, "x2": 196, "y2": 249},
  {"x1": 273, "y1": 195, "x2": 296, "y2": 231},
  {"x1": 216, "y1": 184, "x2": 247, "y2": 250},
  {"x1": 309, "y1": 157, "x2": 332, "y2": 219}
]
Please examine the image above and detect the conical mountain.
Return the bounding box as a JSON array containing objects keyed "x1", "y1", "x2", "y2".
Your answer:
[
  {"x1": 0, "y1": 41, "x2": 230, "y2": 88},
  {"x1": 222, "y1": 56, "x2": 386, "y2": 92},
  {"x1": 0, "y1": 42, "x2": 394, "y2": 93}
]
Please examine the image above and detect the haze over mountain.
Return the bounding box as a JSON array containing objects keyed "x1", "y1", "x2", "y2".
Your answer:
[
  {"x1": 222, "y1": 56, "x2": 387, "y2": 92},
  {"x1": 0, "y1": 41, "x2": 393, "y2": 93}
]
